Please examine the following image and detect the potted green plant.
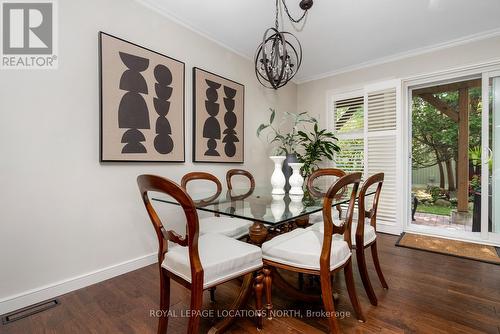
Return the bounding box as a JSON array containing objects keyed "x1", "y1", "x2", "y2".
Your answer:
[
  {"x1": 257, "y1": 108, "x2": 316, "y2": 190},
  {"x1": 297, "y1": 123, "x2": 341, "y2": 179}
]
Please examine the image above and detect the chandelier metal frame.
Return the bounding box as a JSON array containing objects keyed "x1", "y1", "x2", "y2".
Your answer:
[{"x1": 254, "y1": 0, "x2": 312, "y2": 89}]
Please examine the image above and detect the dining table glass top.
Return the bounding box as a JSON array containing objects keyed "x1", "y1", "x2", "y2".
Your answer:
[{"x1": 152, "y1": 184, "x2": 375, "y2": 226}]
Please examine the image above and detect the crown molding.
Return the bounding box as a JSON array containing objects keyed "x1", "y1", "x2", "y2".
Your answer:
[
  {"x1": 295, "y1": 27, "x2": 500, "y2": 84},
  {"x1": 134, "y1": 0, "x2": 252, "y2": 62},
  {"x1": 134, "y1": 0, "x2": 500, "y2": 87}
]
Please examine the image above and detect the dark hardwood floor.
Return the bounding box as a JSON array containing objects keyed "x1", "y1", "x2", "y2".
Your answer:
[{"x1": 2, "y1": 234, "x2": 500, "y2": 333}]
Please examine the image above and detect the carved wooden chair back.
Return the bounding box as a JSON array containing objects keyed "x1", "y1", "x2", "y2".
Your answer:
[
  {"x1": 137, "y1": 174, "x2": 202, "y2": 277},
  {"x1": 181, "y1": 172, "x2": 223, "y2": 205},
  {"x1": 318, "y1": 172, "x2": 361, "y2": 271},
  {"x1": 307, "y1": 168, "x2": 347, "y2": 219},
  {"x1": 356, "y1": 173, "x2": 384, "y2": 239},
  {"x1": 306, "y1": 168, "x2": 347, "y2": 198},
  {"x1": 226, "y1": 169, "x2": 255, "y2": 200}
]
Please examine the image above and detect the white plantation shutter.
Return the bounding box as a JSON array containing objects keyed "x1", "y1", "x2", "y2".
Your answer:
[
  {"x1": 334, "y1": 96, "x2": 364, "y2": 174},
  {"x1": 336, "y1": 139, "x2": 364, "y2": 173},
  {"x1": 364, "y1": 81, "x2": 402, "y2": 228}
]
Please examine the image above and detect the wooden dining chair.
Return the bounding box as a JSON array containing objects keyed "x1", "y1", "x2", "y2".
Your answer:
[
  {"x1": 137, "y1": 175, "x2": 264, "y2": 334},
  {"x1": 262, "y1": 172, "x2": 365, "y2": 334},
  {"x1": 226, "y1": 169, "x2": 255, "y2": 197},
  {"x1": 352, "y1": 172, "x2": 388, "y2": 306},
  {"x1": 225, "y1": 169, "x2": 255, "y2": 219},
  {"x1": 307, "y1": 168, "x2": 346, "y2": 224},
  {"x1": 181, "y1": 172, "x2": 252, "y2": 239}
]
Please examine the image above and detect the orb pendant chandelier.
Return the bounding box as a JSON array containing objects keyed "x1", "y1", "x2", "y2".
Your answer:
[{"x1": 254, "y1": 0, "x2": 313, "y2": 89}]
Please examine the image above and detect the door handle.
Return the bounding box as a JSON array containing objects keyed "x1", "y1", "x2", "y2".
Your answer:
[{"x1": 484, "y1": 147, "x2": 493, "y2": 164}]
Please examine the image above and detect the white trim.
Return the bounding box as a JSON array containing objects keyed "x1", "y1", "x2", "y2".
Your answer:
[
  {"x1": 403, "y1": 59, "x2": 500, "y2": 86},
  {"x1": 0, "y1": 252, "x2": 157, "y2": 315},
  {"x1": 134, "y1": 0, "x2": 252, "y2": 62},
  {"x1": 363, "y1": 93, "x2": 368, "y2": 179},
  {"x1": 377, "y1": 224, "x2": 403, "y2": 236},
  {"x1": 481, "y1": 72, "x2": 490, "y2": 240},
  {"x1": 336, "y1": 131, "x2": 364, "y2": 140},
  {"x1": 403, "y1": 85, "x2": 412, "y2": 235},
  {"x1": 296, "y1": 28, "x2": 500, "y2": 84},
  {"x1": 483, "y1": 70, "x2": 500, "y2": 243}
]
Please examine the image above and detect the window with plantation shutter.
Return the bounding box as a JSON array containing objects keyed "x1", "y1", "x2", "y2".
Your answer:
[
  {"x1": 331, "y1": 80, "x2": 403, "y2": 234},
  {"x1": 365, "y1": 83, "x2": 401, "y2": 228},
  {"x1": 333, "y1": 96, "x2": 364, "y2": 174}
]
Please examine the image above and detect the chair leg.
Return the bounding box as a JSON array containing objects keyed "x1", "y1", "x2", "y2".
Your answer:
[
  {"x1": 254, "y1": 271, "x2": 264, "y2": 330},
  {"x1": 263, "y1": 267, "x2": 273, "y2": 320},
  {"x1": 158, "y1": 268, "x2": 170, "y2": 334},
  {"x1": 209, "y1": 287, "x2": 216, "y2": 303},
  {"x1": 319, "y1": 271, "x2": 341, "y2": 334},
  {"x1": 356, "y1": 246, "x2": 378, "y2": 306},
  {"x1": 187, "y1": 275, "x2": 204, "y2": 334},
  {"x1": 344, "y1": 259, "x2": 365, "y2": 322},
  {"x1": 371, "y1": 240, "x2": 389, "y2": 289}
]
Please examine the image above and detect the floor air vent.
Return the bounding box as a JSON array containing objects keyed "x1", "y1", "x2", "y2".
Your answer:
[{"x1": 2, "y1": 299, "x2": 60, "y2": 325}]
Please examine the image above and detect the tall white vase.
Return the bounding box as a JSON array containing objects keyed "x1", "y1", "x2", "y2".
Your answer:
[
  {"x1": 288, "y1": 163, "x2": 304, "y2": 195},
  {"x1": 270, "y1": 156, "x2": 286, "y2": 195},
  {"x1": 289, "y1": 194, "x2": 304, "y2": 216},
  {"x1": 271, "y1": 194, "x2": 286, "y2": 221}
]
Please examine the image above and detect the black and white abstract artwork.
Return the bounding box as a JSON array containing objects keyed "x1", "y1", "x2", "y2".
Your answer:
[
  {"x1": 193, "y1": 67, "x2": 244, "y2": 163},
  {"x1": 100, "y1": 32, "x2": 185, "y2": 162}
]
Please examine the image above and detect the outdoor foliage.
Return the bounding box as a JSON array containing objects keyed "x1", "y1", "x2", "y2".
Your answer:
[{"x1": 412, "y1": 87, "x2": 482, "y2": 190}]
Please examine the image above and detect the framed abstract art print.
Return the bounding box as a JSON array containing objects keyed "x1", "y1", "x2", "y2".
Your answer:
[
  {"x1": 99, "y1": 32, "x2": 185, "y2": 162},
  {"x1": 192, "y1": 67, "x2": 244, "y2": 163}
]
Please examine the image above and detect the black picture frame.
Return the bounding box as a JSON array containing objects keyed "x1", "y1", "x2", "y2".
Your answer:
[
  {"x1": 192, "y1": 67, "x2": 245, "y2": 163},
  {"x1": 99, "y1": 31, "x2": 186, "y2": 162}
]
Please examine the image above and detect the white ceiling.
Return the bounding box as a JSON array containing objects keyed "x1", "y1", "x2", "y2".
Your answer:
[{"x1": 139, "y1": 0, "x2": 500, "y2": 82}]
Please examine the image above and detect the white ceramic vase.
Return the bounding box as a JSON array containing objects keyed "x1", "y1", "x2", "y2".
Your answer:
[
  {"x1": 289, "y1": 194, "x2": 304, "y2": 216},
  {"x1": 270, "y1": 156, "x2": 286, "y2": 195},
  {"x1": 288, "y1": 162, "x2": 304, "y2": 195},
  {"x1": 271, "y1": 194, "x2": 285, "y2": 221}
]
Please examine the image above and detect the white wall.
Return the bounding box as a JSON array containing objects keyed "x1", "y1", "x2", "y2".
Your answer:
[
  {"x1": 297, "y1": 35, "x2": 500, "y2": 126},
  {"x1": 0, "y1": 0, "x2": 297, "y2": 313}
]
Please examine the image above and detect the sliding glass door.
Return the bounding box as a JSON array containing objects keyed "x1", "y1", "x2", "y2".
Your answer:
[
  {"x1": 482, "y1": 72, "x2": 500, "y2": 243},
  {"x1": 407, "y1": 71, "x2": 500, "y2": 245}
]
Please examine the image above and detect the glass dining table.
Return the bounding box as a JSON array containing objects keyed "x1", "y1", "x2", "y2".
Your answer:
[
  {"x1": 152, "y1": 184, "x2": 374, "y2": 246},
  {"x1": 152, "y1": 184, "x2": 374, "y2": 333}
]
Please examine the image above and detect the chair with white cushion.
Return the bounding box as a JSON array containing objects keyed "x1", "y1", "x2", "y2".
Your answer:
[
  {"x1": 262, "y1": 172, "x2": 365, "y2": 334},
  {"x1": 352, "y1": 172, "x2": 388, "y2": 306},
  {"x1": 307, "y1": 173, "x2": 389, "y2": 306},
  {"x1": 181, "y1": 172, "x2": 252, "y2": 239},
  {"x1": 182, "y1": 172, "x2": 254, "y2": 303},
  {"x1": 137, "y1": 175, "x2": 263, "y2": 334}
]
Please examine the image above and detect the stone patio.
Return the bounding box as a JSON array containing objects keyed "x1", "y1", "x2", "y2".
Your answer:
[{"x1": 413, "y1": 212, "x2": 473, "y2": 231}]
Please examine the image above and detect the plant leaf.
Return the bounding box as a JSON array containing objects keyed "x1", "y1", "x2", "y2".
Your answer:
[{"x1": 256, "y1": 124, "x2": 268, "y2": 137}]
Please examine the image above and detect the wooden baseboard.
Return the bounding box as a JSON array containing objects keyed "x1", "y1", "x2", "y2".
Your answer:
[{"x1": 0, "y1": 252, "x2": 157, "y2": 315}]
